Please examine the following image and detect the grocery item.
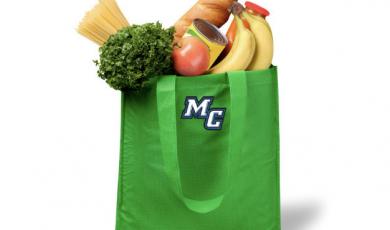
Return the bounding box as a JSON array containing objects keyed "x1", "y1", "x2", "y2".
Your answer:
[
  {"x1": 243, "y1": 2, "x2": 273, "y2": 70},
  {"x1": 95, "y1": 23, "x2": 175, "y2": 91},
  {"x1": 78, "y1": 0, "x2": 275, "y2": 88},
  {"x1": 183, "y1": 19, "x2": 227, "y2": 69},
  {"x1": 209, "y1": 3, "x2": 255, "y2": 74},
  {"x1": 221, "y1": 15, "x2": 250, "y2": 58},
  {"x1": 77, "y1": 0, "x2": 129, "y2": 45},
  {"x1": 174, "y1": 0, "x2": 237, "y2": 42},
  {"x1": 172, "y1": 37, "x2": 210, "y2": 76}
]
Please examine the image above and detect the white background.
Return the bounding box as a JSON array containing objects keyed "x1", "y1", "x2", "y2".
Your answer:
[{"x1": 0, "y1": 0, "x2": 389, "y2": 229}]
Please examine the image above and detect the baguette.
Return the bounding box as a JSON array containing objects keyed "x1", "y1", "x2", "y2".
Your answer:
[{"x1": 174, "y1": 0, "x2": 236, "y2": 42}]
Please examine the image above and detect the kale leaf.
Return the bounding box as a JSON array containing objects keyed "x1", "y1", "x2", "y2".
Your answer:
[{"x1": 95, "y1": 22, "x2": 174, "y2": 91}]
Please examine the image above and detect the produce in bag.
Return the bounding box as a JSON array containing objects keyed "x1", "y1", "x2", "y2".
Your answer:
[
  {"x1": 173, "y1": 18, "x2": 228, "y2": 76},
  {"x1": 209, "y1": 2, "x2": 256, "y2": 73},
  {"x1": 223, "y1": 1, "x2": 274, "y2": 70},
  {"x1": 77, "y1": 0, "x2": 274, "y2": 86},
  {"x1": 243, "y1": 1, "x2": 274, "y2": 70},
  {"x1": 172, "y1": 36, "x2": 210, "y2": 76},
  {"x1": 94, "y1": 23, "x2": 175, "y2": 91}
]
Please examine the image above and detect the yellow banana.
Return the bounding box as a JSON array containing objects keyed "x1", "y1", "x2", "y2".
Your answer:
[
  {"x1": 209, "y1": 16, "x2": 256, "y2": 74},
  {"x1": 243, "y1": 12, "x2": 274, "y2": 70}
]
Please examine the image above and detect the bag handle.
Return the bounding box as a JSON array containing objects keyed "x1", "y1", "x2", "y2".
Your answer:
[{"x1": 157, "y1": 71, "x2": 247, "y2": 213}]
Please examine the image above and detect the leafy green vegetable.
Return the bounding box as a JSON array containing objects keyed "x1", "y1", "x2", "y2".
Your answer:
[{"x1": 95, "y1": 22, "x2": 175, "y2": 91}]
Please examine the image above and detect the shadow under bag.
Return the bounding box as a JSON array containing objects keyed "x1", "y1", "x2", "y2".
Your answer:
[{"x1": 115, "y1": 67, "x2": 280, "y2": 230}]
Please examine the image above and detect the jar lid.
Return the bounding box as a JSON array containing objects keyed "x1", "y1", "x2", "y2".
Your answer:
[{"x1": 245, "y1": 1, "x2": 270, "y2": 17}]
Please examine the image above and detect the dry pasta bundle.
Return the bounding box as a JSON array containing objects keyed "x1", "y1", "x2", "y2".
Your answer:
[{"x1": 77, "y1": 0, "x2": 129, "y2": 45}]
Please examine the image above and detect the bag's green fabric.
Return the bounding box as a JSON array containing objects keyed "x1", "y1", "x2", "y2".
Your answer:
[{"x1": 115, "y1": 67, "x2": 280, "y2": 230}]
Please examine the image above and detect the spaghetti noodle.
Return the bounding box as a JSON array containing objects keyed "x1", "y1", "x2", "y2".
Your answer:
[{"x1": 77, "y1": 0, "x2": 129, "y2": 45}]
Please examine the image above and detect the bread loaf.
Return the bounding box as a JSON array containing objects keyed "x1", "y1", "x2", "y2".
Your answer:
[{"x1": 174, "y1": 0, "x2": 236, "y2": 42}]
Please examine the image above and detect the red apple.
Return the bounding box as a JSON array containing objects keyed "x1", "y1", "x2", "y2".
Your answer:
[{"x1": 172, "y1": 37, "x2": 210, "y2": 76}]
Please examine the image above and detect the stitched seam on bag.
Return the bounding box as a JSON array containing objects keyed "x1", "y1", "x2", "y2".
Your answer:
[
  {"x1": 175, "y1": 82, "x2": 272, "y2": 90},
  {"x1": 176, "y1": 85, "x2": 229, "y2": 90},
  {"x1": 274, "y1": 71, "x2": 282, "y2": 226},
  {"x1": 248, "y1": 82, "x2": 273, "y2": 86},
  {"x1": 118, "y1": 93, "x2": 125, "y2": 209}
]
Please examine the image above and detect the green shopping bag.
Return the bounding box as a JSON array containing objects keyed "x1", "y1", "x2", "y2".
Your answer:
[{"x1": 115, "y1": 67, "x2": 280, "y2": 230}]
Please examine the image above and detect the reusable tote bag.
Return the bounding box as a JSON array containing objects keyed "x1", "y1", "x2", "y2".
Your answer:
[{"x1": 115, "y1": 67, "x2": 280, "y2": 230}]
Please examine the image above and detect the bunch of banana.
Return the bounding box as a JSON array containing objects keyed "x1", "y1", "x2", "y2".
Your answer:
[
  {"x1": 243, "y1": 10, "x2": 273, "y2": 70},
  {"x1": 210, "y1": 14, "x2": 255, "y2": 74},
  {"x1": 210, "y1": 2, "x2": 273, "y2": 74}
]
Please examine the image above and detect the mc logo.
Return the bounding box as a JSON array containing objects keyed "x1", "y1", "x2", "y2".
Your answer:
[{"x1": 181, "y1": 96, "x2": 226, "y2": 130}]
